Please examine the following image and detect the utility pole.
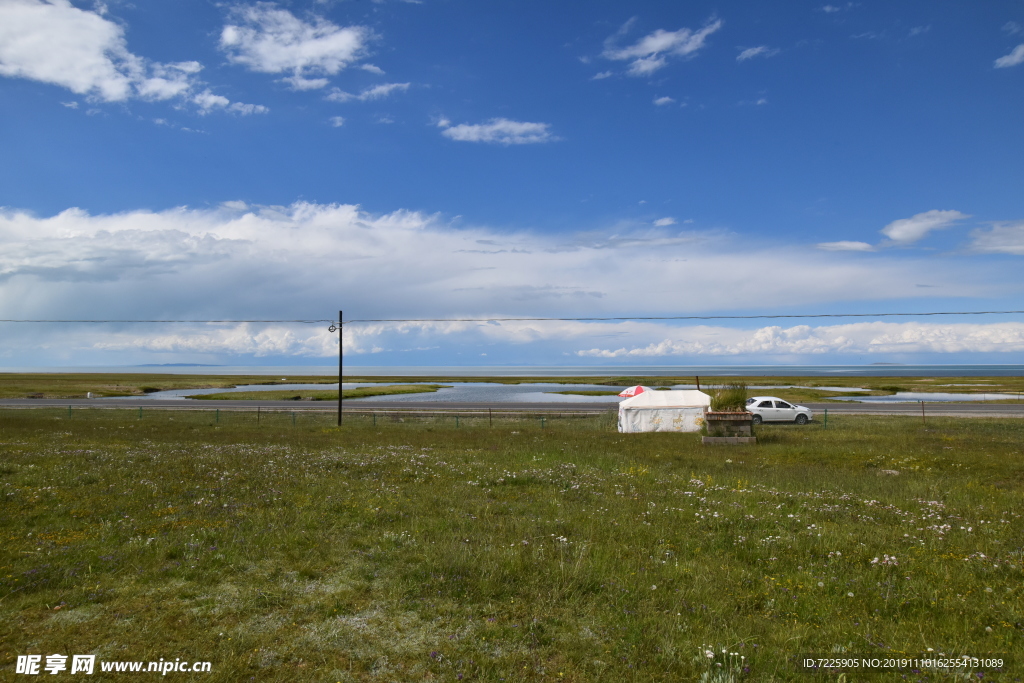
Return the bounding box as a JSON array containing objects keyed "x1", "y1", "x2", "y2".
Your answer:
[{"x1": 330, "y1": 311, "x2": 343, "y2": 426}]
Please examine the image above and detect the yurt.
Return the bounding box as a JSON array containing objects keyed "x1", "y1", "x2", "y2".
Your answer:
[{"x1": 617, "y1": 390, "x2": 711, "y2": 433}]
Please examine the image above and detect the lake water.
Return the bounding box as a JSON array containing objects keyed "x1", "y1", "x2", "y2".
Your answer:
[
  {"x1": 832, "y1": 392, "x2": 1021, "y2": 403},
  {"x1": 97, "y1": 380, "x2": 1021, "y2": 403},
  {"x1": 122, "y1": 382, "x2": 872, "y2": 403}
]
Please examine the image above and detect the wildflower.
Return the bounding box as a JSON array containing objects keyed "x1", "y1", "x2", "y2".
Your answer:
[
  {"x1": 817, "y1": 582, "x2": 824, "y2": 587},
  {"x1": 847, "y1": 592, "x2": 854, "y2": 597}
]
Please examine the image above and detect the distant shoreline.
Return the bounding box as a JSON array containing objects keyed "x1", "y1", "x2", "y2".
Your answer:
[{"x1": 2, "y1": 364, "x2": 1023, "y2": 377}]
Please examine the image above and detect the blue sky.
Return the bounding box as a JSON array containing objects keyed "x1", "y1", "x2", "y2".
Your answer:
[{"x1": 1, "y1": 0, "x2": 1023, "y2": 367}]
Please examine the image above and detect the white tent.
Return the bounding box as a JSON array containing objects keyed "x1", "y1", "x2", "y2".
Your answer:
[{"x1": 617, "y1": 390, "x2": 711, "y2": 433}]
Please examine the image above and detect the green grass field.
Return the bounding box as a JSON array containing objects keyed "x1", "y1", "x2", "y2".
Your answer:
[
  {"x1": 0, "y1": 373, "x2": 336, "y2": 399},
  {"x1": 1, "y1": 409, "x2": 1021, "y2": 681}
]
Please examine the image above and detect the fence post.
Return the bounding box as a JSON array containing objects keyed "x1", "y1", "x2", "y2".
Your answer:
[
  {"x1": 373, "y1": 412, "x2": 376, "y2": 427},
  {"x1": 291, "y1": 411, "x2": 296, "y2": 427},
  {"x1": 489, "y1": 408, "x2": 492, "y2": 427},
  {"x1": 823, "y1": 408, "x2": 828, "y2": 429},
  {"x1": 68, "y1": 405, "x2": 72, "y2": 418},
  {"x1": 456, "y1": 415, "x2": 460, "y2": 428},
  {"x1": 541, "y1": 416, "x2": 546, "y2": 429},
  {"x1": 257, "y1": 406, "x2": 261, "y2": 426},
  {"x1": 215, "y1": 408, "x2": 219, "y2": 424},
  {"x1": 137, "y1": 406, "x2": 141, "y2": 419}
]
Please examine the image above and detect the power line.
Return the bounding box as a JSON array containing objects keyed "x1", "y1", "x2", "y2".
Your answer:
[
  {"x1": 340, "y1": 310, "x2": 1024, "y2": 324},
  {"x1": 0, "y1": 319, "x2": 335, "y2": 323},
  {"x1": 0, "y1": 310, "x2": 1023, "y2": 326}
]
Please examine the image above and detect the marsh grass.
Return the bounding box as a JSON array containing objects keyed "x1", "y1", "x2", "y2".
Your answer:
[
  {"x1": 0, "y1": 374, "x2": 336, "y2": 399},
  {"x1": 1, "y1": 409, "x2": 1022, "y2": 681},
  {"x1": 710, "y1": 385, "x2": 749, "y2": 412}
]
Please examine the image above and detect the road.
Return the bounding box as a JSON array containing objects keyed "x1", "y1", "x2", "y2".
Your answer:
[{"x1": 1, "y1": 398, "x2": 1023, "y2": 418}]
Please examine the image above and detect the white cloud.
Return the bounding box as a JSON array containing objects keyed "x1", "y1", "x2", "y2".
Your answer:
[
  {"x1": 0, "y1": 201, "x2": 1016, "y2": 362},
  {"x1": 0, "y1": 0, "x2": 262, "y2": 113},
  {"x1": 652, "y1": 96, "x2": 674, "y2": 106},
  {"x1": 1003, "y1": 21, "x2": 1022, "y2": 36},
  {"x1": 817, "y1": 240, "x2": 874, "y2": 251},
  {"x1": 908, "y1": 25, "x2": 930, "y2": 37},
  {"x1": 576, "y1": 321, "x2": 1024, "y2": 357},
  {"x1": 880, "y1": 209, "x2": 968, "y2": 244},
  {"x1": 328, "y1": 115, "x2": 345, "y2": 127},
  {"x1": 326, "y1": 82, "x2": 409, "y2": 102},
  {"x1": 0, "y1": 201, "x2": 999, "y2": 325},
  {"x1": 969, "y1": 221, "x2": 1024, "y2": 255},
  {"x1": 820, "y1": 3, "x2": 856, "y2": 13},
  {"x1": 591, "y1": 70, "x2": 613, "y2": 80},
  {"x1": 737, "y1": 46, "x2": 779, "y2": 62},
  {"x1": 994, "y1": 44, "x2": 1024, "y2": 68},
  {"x1": 227, "y1": 101, "x2": 269, "y2": 115},
  {"x1": 653, "y1": 217, "x2": 676, "y2": 226},
  {"x1": 438, "y1": 118, "x2": 555, "y2": 145},
  {"x1": 220, "y1": 3, "x2": 371, "y2": 89},
  {"x1": 193, "y1": 89, "x2": 268, "y2": 115},
  {"x1": 603, "y1": 18, "x2": 723, "y2": 77}
]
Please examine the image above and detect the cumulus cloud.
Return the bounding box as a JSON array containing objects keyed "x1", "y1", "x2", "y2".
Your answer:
[
  {"x1": 326, "y1": 82, "x2": 409, "y2": 102},
  {"x1": 652, "y1": 217, "x2": 676, "y2": 226},
  {"x1": 817, "y1": 240, "x2": 874, "y2": 251},
  {"x1": 0, "y1": 201, "x2": 1010, "y2": 364},
  {"x1": 969, "y1": 221, "x2": 1024, "y2": 255},
  {"x1": 880, "y1": 209, "x2": 968, "y2": 244},
  {"x1": 576, "y1": 321, "x2": 1024, "y2": 358},
  {"x1": 736, "y1": 46, "x2": 779, "y2": 62},
  {"x1": 603, "y1": 18, "x2": 723, "y2": 77},
  {"x1": 652, "y1": 96, "x2": 675, "y2": 106},
  {"x1": 193, "y1": 89, "x2": 268, "y2": 115},
  {"x1": 220, "y1": 2, "x2": 372, "y2": 88},
  {"x1": 437, "y1": 117, "x2": 556, "y2": 145},
  {"x1": 994, "y1": 44, "x2": 1024, "y2": 68},
  {"x1": 0, "y1": 0, "x2": 261, "y2": 113}
]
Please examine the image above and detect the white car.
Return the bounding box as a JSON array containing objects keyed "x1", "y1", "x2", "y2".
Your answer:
[{"x1": 745, "y1": 396, "x2": 813, "y2": 425}]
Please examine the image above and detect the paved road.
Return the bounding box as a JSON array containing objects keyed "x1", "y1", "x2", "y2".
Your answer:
[{"x1": 2, "y1": 397, "x2": 1023, "y2": 418}]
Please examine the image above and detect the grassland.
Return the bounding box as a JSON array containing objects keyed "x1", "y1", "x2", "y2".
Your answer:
[
  {"x1": 1, "y1": 409, "x2": 1022, "y2": 681},
  {"x1": 0, "y1": 373, "x2": 336, "y2": 399},
  {"x1": 4, "y1": 373, "x2": 1024, "y2": 405},
  {"x1": 190, "y1": 385, "x2": 451, "y2": 401},
  {"x1": 546, "y1": 377, "x2": 1024, "y2": 405}
]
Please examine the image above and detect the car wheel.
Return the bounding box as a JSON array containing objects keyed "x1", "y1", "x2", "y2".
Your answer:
[
  {"x1": 795, "y1": 414, "x2": 808, "y2": 425},
  {"x1": 751, "y1": 414, "x2": 763, "y2": 425}
]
